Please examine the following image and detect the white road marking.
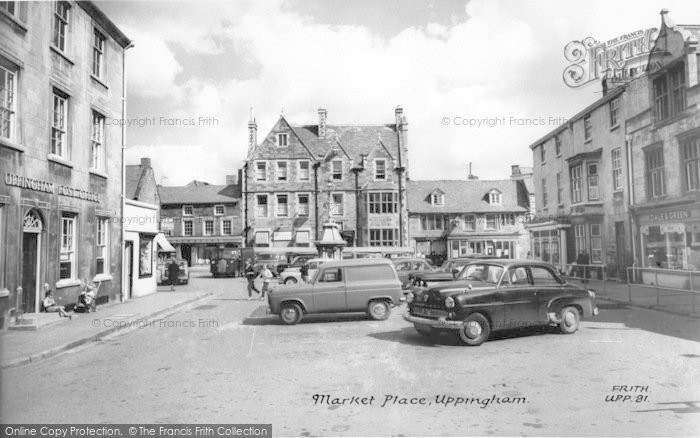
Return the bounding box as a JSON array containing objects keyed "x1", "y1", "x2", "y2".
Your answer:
[{"x1": 247, "y1": 326, "x2": 257, "y2": 356}]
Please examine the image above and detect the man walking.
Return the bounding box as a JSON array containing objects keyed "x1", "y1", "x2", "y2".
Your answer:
[
  {"x1": 244, "y1": 258, "x2": 260, "y2": 300},
  {"x1": 167, "y1": 256, "x2": 180, "y2": 291}
]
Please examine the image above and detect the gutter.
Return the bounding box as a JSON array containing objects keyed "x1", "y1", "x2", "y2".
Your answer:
[{"x1": 121, "y1": 41, "x2": 134, "y2": 302}]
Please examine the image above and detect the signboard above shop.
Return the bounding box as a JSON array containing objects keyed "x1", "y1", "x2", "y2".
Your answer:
[{"x1": 4, "y1": 173, "x2": 100, "y2": 203}]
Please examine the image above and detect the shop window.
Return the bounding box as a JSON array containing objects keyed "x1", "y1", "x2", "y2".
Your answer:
[
  {"x1": 681, "y1": 136, "x2": 700, "y2": 192},
  {"x1": 59, "y1": 214, "x2": 76, "y2": 280},
  {"x1": 0, "y1": 62, "x2": 17, "y2": 142},
  {"x1": 138, "y1": 237, "x2": 153, "y2": 277},
  {"x1": 587, "y1": 163, "x2": 599, "y2": 201},
  {"x1": 643, "y1": 225, "x2": 688, "y2": 270},
  {"x1": 574, "y1": 224, "x2": 586, "y2": 256},
  {"x1": 96, "y1": 217, "x2": 109, "y2": 275},
  {"x1": 645, "y1": 147, "x2": 666, "y2": 198}
]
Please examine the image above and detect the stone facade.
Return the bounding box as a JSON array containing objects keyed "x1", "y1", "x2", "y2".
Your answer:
[
  {"x1": 0, "y1": 1, "x2": 130, "y2": 322},
  {"x1": 242, "y1": 108, "x2": 409, "y2": 249}
]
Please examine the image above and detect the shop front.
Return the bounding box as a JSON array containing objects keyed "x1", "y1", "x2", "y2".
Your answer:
[
  {"x1": 448, "y1": 234, "x2": 523, "y2": 260},
  {"x1": 636, "y1": 205, "x2": 700, "y2": 289},
  {"x1": 525, "y1": 220, "x2": 570, "y2": 272},
  {"x1": 169, "y1": 236, "x2": 242, "y2": 266}
]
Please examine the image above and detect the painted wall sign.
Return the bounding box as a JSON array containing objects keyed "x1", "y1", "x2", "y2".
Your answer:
[
  {"x1": 648, "y1": 210, "x2": 690, "y2": 223},
  {"x1": 4, "y1": 172, "x2": 100, "y2": 202},
  {"x1": 563, "y1": 28, "x2": 658, "y2": 88}
]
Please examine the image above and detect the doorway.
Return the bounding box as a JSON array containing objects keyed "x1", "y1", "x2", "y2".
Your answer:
[
  {"x1": 21, "y1": 210, "x2": 43, "y2": 313},
  {"x1": 124, "y1": 241, "x2": 133, "y2": 301},
  {"x1": 181, "y1": 244, "x2": 192, "y2": 266}
]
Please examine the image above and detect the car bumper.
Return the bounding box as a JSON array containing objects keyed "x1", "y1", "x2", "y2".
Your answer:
[{"x1": 403, "y1": 313, "x2": 464, "y2": 329}]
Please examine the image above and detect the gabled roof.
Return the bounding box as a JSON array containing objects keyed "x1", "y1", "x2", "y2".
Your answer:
[
  {"x1": 288, "y1": 124, "x2": 400, "y2": 162},
  {"x1": 407, "y1": 179, "x2": 528, "y2": 214},
  {"x1": 158, "y1": 181, "x2": 241, "y2": 205},
  {"x1": 125, "y1": 163, "x2": 159, "y2": 204},
  {"x1": 124, "y1": 165, "x2": 144, "y2": 200}
]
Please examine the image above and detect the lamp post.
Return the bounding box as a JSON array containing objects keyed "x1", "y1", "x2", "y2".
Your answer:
[{"x1": 351, "y1": 163, "x2": 365, "y2": 246}]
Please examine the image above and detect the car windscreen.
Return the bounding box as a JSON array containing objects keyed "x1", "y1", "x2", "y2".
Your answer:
[{"x1": 458, "y1": 263, "x2": 504, "y2": 285}]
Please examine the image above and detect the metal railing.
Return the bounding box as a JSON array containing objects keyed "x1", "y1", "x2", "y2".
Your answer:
[
  {"x1": 561, "y1": 263, "x2": 608, "y2": 293},
  {"x1": 626, "y1": 267, "x2": 699, "y2": 313}
]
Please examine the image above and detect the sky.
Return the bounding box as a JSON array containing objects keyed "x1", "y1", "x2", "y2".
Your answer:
[{"x1": 99, "y1": 0, "x2": 700, "y2": 186}]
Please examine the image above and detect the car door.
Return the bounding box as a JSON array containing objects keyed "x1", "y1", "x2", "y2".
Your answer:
[
  {"x1": 529, "y1": 265, "x2": 565, "y2": 322},
  {"x1": 311, "y1": 267, "x2": 346, "y2": 313},
  {"x1": 501, "y1": 265, "x2": 541, "y2": 329}
]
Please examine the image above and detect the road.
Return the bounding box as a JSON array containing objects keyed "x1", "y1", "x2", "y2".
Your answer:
[{"x1": 2, "y1": 270, "x2": 699, "y2": 436}]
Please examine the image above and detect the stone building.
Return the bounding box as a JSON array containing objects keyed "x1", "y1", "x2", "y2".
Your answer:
[
  {"x1": 158, "y1": 176, "x2": 242, "y2": 266},
  {"x1": 0, "y1": 1, "x2": 130, "y2": 323},
  {"x1": 242, "y1": 107, "x2": 409, "y2": 248},
  {"x1": 407, "y1": 173, "x2": 532, "y2": 262},
  {"x1": 527, "y1": 10, "x2": 700, "y2": 280}
]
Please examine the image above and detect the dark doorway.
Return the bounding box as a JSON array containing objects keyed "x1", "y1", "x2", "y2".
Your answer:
[
  {"x1": 615, "y1": 222, "x2": 626, "y2": 280},
  {"x1": 21, "y1": 232, "x2": 39, "y2": 313},
  {"x1": 124, "y1": 241, "x2": 134, "y2": 300},
  {"x1": 181, "y1": 244, "x2": 192, "y2": 266}
]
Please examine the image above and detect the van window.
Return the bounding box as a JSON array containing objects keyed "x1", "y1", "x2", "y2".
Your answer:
[
  {"x1": 319, "y1": 268, "x2": 342, "y2": 283},
  {"x1": 345, "y1": 264, "x2": 394, "y2": 282}
]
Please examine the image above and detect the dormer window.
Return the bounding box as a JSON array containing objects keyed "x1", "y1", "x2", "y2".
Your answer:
[
  {"x1": 430, "y1": 191, "x2": 444, "y2": 206},
  {"x1": 488, "y1": 191, "x2": 502, "y2": 205}
]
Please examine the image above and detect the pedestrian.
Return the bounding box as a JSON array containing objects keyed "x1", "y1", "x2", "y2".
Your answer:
[
  {"x1": 300, "y1": 262, "x2": 309, "y2": 283},
  {"x1": 260, "y1": 264, "x2": 273, "y2": 300},
  {"x1": 244, "y1": 258, "x2": 260, "y2": 300},
  {"x1": 41, "y1": 284, "x2": 71, "y2": 319},
  {"x1": 167, "y1": 256, "x2": 180, "y2": 291}
]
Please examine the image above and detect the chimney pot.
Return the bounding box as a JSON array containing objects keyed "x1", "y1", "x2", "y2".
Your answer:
[{"x1": 318, "y1": 108, "x2": 327, "y2": 138}]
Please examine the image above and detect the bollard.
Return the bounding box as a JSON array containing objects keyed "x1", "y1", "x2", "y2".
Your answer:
[
  {"x1": 655, "y1": 269, "x2": 660, "y2": 307},
  {"x1": 15, "y1": 286, "x2": 24, "y2": 324},
  {"x1": 691, "y1": 271, "x2": 695, "y2": 314}
]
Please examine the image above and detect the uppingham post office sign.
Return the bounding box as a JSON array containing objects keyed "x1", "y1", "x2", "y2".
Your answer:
[
  {"x1": 563, "y1": 28, "x2": 658, "y2": 88},
  {"x1": 4, "y1": 172, "x2": 100, "y2": 202}
]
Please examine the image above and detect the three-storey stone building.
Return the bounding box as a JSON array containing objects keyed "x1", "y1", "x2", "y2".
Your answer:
[{"x1": 242, "y1": 107, "x2": 409, "y2": 248}]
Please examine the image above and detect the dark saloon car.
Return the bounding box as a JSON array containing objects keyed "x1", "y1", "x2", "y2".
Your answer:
[
  {"x1": 404, "y1": 260, "x2": 598, "y2": 346},
  {"x1": 409, "y1": 255, "x2": 498, "y2": 289}
]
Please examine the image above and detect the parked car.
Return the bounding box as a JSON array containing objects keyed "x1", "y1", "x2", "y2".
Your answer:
[
  {"x1": 157, "y1": 259, "x2": 190, "y2": 285},
  {"x1": 404, "y1": 260, "x2": 599, "y2": 346},
  {"x1": 268, "y1": 258, "x2": 403, "y2": 325},
  {"x1": 409, "y1": 255, "x2": 499, "y2": 289},
  {"x1": 275, "y1": 255, "x2": 317, "y2": 276},
  {"x1": 393, "y1": 258, "x2": 436, "y2": 289},
  {"x1": 278, "y1": 258, "x2": 328, "y2": 285}
]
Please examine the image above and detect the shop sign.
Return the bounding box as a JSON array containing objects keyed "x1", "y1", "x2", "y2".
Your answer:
[
  {"x1": 273, "y1": 231, "x2": 292, "y2": 241},
  {"x1": 648, "y1": 210, "x2": 689, "y2": 223},
  {"x1": 660, "y1": 224, "x2": 685, "y2": 234},
  {"x1": 5, "y1": 172, "x2": 99, "y2": 202}
]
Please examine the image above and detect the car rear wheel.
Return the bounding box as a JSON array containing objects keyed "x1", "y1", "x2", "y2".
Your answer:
[
  {"x1": 458, "y1": 313, "x2": 490, "y2": 346},
  {"x1": 367, "y1": 300, "x2": 391, "y2": 320},
  {"x1": 559, "y1": 306, "x2": 580, "y2": 334},
  {"x1": 279, "y1": 302, "x2": 303, "y2": 325},
  {"x1": 284, "y1": 277, "x2": 298, "y2": 285}
]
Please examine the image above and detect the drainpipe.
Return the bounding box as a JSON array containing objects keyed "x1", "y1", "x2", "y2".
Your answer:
[
  {"x1": 626, "y1": 134, "x2": 637, "y2": 278},
  {"x1": 242, "y1": 162, "x2": 248, "y2": 247},
  {"x1": 121, "y1": 41, "x2": 134, "y2": 303},
  {"x1": 313, "y1": 162, "x2": 321, "y2": 240}
]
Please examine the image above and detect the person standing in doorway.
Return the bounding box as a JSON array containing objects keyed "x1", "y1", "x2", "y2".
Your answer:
[{"x1": 244, "y1": 258, "x2": 260, "y2": 300}]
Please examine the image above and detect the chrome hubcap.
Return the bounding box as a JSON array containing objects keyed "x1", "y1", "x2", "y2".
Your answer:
[
  {"x1": 372, "y1": 304, "x2": 386, "y2": 317},
  {"x1": 282, "y1": 308, "x2": 296, "y2": 320},
  {"x1": 466, "y1": 321, "x2": 482, "y2": 338},
  {"x1": 564, "y1": 312, "x2": 576, "y2": 327}
]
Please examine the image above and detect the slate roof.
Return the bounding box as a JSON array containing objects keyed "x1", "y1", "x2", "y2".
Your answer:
[
  {"x1": 289, "y1": 123, "x2": 400, "y2": 161},
  {"x1": 124, "y1": 165, "x2": 144, "y2": 200},
  {"x1": 407, "y1": 179, "x2": 528, "y2": 214},
  {"x1": 158, "y1": 181, "x2": 241, "y2": 205}
]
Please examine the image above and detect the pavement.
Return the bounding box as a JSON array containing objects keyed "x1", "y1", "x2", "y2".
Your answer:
[
  {"x1": 566, "y1": 278, "x2": 700, "y2": 318},
  {"x1": 0, "y1": 284, "x2": 213, "y2": 369}
]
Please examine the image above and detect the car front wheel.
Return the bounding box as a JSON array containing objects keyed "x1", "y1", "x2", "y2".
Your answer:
[
  {"x1": 284, "y1": 277, "x2": 298, "y2": 285},
  {"x1": 458, "y1": 313, "x2": 490, "y2": 346},
  {"x1": 367, "y1": 300, "x2": 391, "y2": 320},
  {"x1": 559, "y1": 306, "x2": 580, "y2": 334},
  {"x1": 279, "y1": 302, "x2": 303, "y2": 325}
]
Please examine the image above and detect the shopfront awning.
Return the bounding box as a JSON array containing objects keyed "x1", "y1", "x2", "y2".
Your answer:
[
  {"x1": 154, "y1": 232, "x2": 176, "y2": 252},
  {"x1": 167, "y1": 236, "x2": 242, "y2": 244}
]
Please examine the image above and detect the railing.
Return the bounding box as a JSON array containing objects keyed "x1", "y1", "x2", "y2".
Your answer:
[
  {"x1": 626, "y1": 267, "x2": 699, "y2": 313},
  {"x1": 562, "y1": 263, "x2": 608, "y2": 293}
]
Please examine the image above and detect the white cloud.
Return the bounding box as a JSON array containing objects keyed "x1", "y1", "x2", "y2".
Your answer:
[{"x1": 125, "y1": 28, "x2": 183, "y2": 99}]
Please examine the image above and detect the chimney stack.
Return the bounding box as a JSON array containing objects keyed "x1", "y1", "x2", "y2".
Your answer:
[
  {"x1": 395, "y1": 106, "x2": 403, "y2": 130},
  {"x1": 467, "y1": 162, "x2": 478, "y2": 180},
  {"x1": 318, "y1": 108, "x2": 327, "y2": 138},
  {"x1": 248, "y1": 107, "x2": 257, "y2": 155},
  {"x1": 511, "y1": 165, "x2": 520, "y2": 176},
  {"x1": 225, "y1": 174, "x2": 237, "y2": 186},
  {"x1": 140, "y1": 157, "x2": 151, "y2": 168}
]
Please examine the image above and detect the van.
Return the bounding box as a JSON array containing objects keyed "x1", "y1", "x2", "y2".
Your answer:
[{"x1": 267, "y1": 258, "x2": 403, "y2": 325}]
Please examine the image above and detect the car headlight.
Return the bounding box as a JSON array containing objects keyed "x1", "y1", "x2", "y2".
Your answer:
[
  {"x1": 587, "y1": 289, "x2": 596, "y2": 299},
  {"x1": 445, "y1": 296, "x2": 455, "y2": 308},
  {"x1": 407, "y1": 292, "x2": 414, "y2": 303}
]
